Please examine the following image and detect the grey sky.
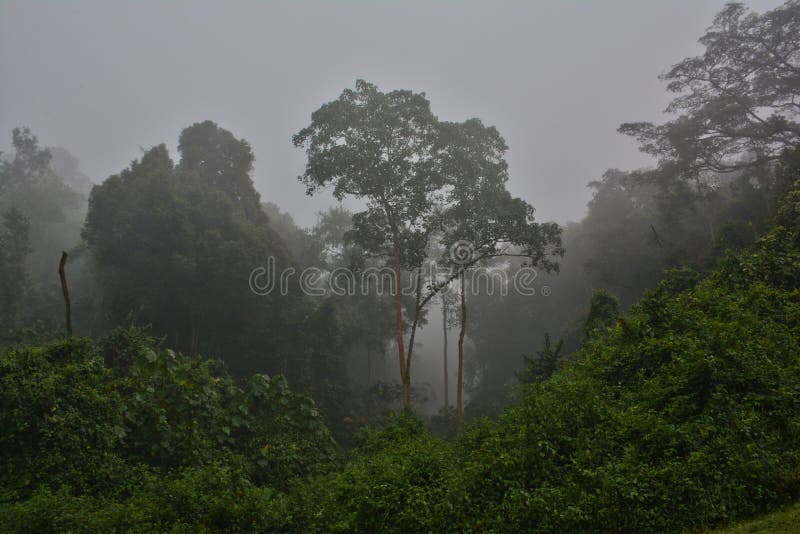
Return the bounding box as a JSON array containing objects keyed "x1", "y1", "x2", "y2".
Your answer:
[{"x1": 0, "y1": 0, "x2": 784, "y2": 227}]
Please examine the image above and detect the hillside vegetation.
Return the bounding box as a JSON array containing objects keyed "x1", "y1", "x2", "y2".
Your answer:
[{"x1": 2, "y1": 163, "x2": 799, "y2": 532}]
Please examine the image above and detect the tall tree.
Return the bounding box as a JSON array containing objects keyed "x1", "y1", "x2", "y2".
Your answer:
[
  {"x1": 436, "y1": 118, "x2": 563, "y2": 433},
  {"x1": 178, "y1": 120, "x2": 264, "y2": 220},
  {"x1": 620, "y1": 1, "x2": 800, "y2": 181},
  {"x1": 293, "y1": 80, "x2": 442, "y2": 409},
  {"x1": 440, "y1": 289, "x2": 456, "y2": 411},
  {"x1": 84, "y1": 123, "x2": 289, "y2": 368}
]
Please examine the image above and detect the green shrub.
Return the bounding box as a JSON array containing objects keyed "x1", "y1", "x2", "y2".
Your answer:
[
  {"x1": 0, "y1": 337, "x2": 126, "y2": 498},
  {"x1": 0, "y1": 327, "x2": 337, "y2": 530},
  {"x1": 287, "y1": 414, "x2": 454, "y2": 532},
  {"x1": 0, "y1": 463, "x2": 287, "y2": 533}
]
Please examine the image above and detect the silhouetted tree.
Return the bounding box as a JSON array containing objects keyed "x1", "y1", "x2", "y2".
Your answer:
[
  {"x1": 84, "y1": 124, "x2": 289, "y2": 369},
  {"x1": 620, "y1": 1, "x2": 800, "y2": 180}
]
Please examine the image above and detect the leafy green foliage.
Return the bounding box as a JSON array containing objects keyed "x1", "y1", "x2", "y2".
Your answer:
[
  {"x1": 83, "y1": 124, "x2": 292, "y2": 373},
  {"x1": 583, "y1": 289, "x2": 620, "y2": 338},
  {"x1": 4, "y1": 175, "x2": 800, "y2": 533},
  {"x1": 273, "y1": 173, "x2": 800, "y2": 532},
  {"x1": 0, "y1": 337, "x2": 126, "y2": 498},
  {"x1": 0, "y1": 327, "x2": 337, "y2": 531},
  {"x1": 287, "y1": 414, "x2": 455, "y2": 532},
  {"x1": 0, "y1": 464, "x2": 286, "y2": 533},
  {"x1": 519, "y1": 333, "x2": 564, "y2": 384}
]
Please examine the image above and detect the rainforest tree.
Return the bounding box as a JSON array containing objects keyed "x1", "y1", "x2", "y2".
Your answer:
[
  {"x1": 620, "y1": 0, "x2": 800, "y2": 179},
  {"x1": 293, "y1": 80, "x2": 442, "y2": 409},
  {"x1": 436, "y1": 118, "x2": 563, "y2": 432},
  {"x1": 84, "y1": 122, "x2": 290, "y2": 370}
]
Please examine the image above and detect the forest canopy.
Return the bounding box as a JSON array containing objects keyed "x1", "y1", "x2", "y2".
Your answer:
[{"x1": 1, "y1": 0, "x2": 799, "y2": 532}]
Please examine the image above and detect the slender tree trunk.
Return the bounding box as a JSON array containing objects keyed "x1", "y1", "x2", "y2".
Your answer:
[
  {"x1": 366, "y1": 343, "x2": 372, "y2": 383},
  {"x1": 457, "y1": 270, "x2": 466, "y2": 435},
  {"x1": 442, "y1": 293, "x2": 449, "y2": 410},
  {"x1": 393, "y1": 246, "x2": 408, "y2": 408},
  {"x1": 404, "y1": 321, "x2": 415, "y2": 409},
  {"x1": 309, "y1": 340, "x2": 316, "y2": 397},
  {"x1": 404, "y1": 268, "x2": 423, "y2": 411},
  {"x1": 58, "y1": 251, "x2": 72, "y2": 337}
]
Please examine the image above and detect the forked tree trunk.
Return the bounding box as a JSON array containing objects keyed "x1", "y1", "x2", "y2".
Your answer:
[
  {"x1": 457, "y1": 270, "x2": 466, "y2": 435},
  {"x1": 404, "y1": 268, "x2": 423, "y2": 411}
]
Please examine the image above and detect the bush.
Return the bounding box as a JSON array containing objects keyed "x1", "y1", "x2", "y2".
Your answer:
[
  {"x1": 0, "y1": 464, "x2": 287, "y2": 532},
  {"x1": 288, "y1": 414, "x2": 455, "y2": 532},
  {"x1": 0, "y1": 327, "x2": 337, "y2": 530}
]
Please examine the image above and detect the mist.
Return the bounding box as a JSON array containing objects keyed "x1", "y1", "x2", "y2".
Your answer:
[
  {"x1": 2, "y1": 0, "x2": 782, "y2": 227},
  {"x1": 2, "y1": 1, "x2": 799, "y2": 530}
]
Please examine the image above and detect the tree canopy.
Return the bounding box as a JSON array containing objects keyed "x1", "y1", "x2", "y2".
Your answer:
[
  {"x1": 84, "y1": 123, "x2": 289, "y2": 367},
  {"x1": 620, "y1": 1, "x2": 800, "y2": 179}
]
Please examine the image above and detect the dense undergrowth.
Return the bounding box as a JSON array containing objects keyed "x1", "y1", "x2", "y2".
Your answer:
[
  {"x1": 0, "y1": 328, "x2": 337, "y2": 531},
  {"x1": 2, "y1": 178, "x2": 800, "y2": 531}
]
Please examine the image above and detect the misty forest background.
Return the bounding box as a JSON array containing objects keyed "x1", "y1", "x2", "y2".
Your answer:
[{"x1": 2, "y1": 1, "x2": 800, "y2": 531}]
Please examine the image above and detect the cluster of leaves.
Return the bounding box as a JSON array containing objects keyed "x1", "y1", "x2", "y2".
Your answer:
[
  {"x1": 0, "y1": 327, "x2": 337, "y2": 531},
  {"x1": 1, "y1": 465, "x2": 286, "y2": 533},
  {"x1": 284, "y1": 415, "x2": 457, "y2": 532}
]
